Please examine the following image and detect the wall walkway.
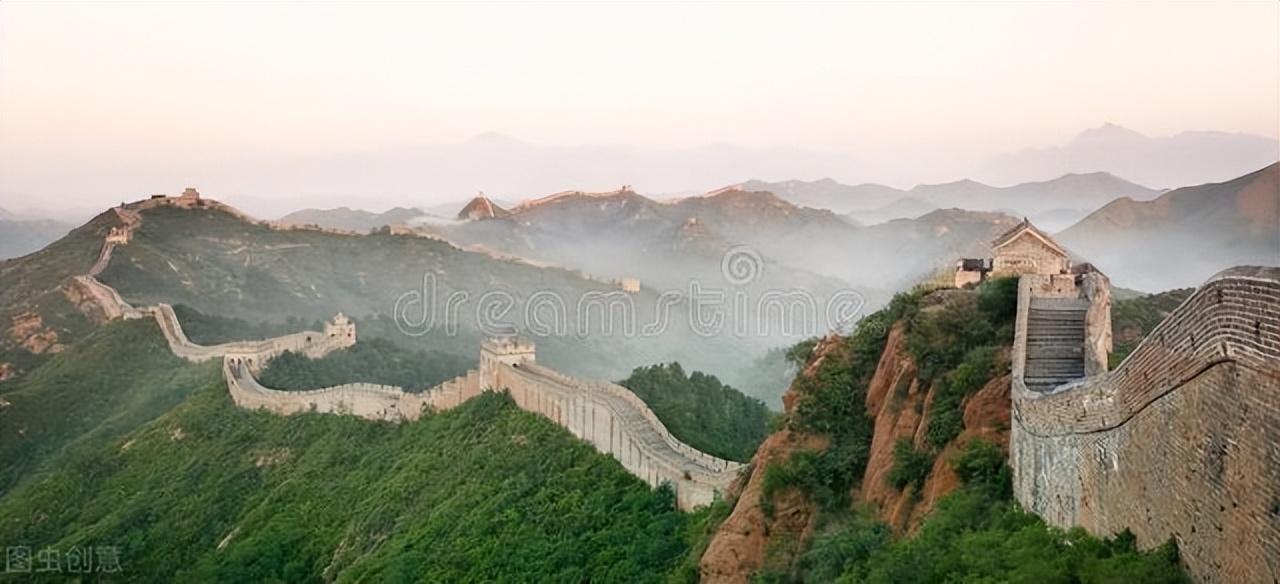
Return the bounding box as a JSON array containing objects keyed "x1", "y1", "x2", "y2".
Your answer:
[{"x1": 1010, "y1": 266, "x2": 1280, "y2": 582}]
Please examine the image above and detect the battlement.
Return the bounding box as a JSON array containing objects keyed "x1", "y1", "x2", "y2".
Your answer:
[
  {"x1": 1010, "y1": 265, "x2": 1280, "y2": 582},
  {"x1": 481, "y1": 337, "x2": 536, "y2": 361}
]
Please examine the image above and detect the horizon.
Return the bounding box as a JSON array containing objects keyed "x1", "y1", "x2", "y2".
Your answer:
[{"x1": 2, "y1": 2, "x2": 1278, "y2": 217}]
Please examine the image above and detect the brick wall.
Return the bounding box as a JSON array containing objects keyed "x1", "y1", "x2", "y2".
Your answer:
[{"x1": 1011, "y1": 266, "x2": 1280, "y2": 583}]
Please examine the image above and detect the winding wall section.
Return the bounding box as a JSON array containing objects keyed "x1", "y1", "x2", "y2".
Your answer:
[
  {"x1": 1011, "y1": 266, "x2": 1280, "y2": 583},
  {"x1": 74, "y1": 199, "x2": 741, "y2": 509}
]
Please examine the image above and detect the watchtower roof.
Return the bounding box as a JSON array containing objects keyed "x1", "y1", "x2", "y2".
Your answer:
[{"x1": 992, "y1": 218, "x2": 1067, "y2": 257}]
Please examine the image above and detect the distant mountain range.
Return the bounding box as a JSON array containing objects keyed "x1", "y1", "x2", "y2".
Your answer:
[
  {"x1": 979, "y1": 124, "x2": 1279, "y2": 189},
  {"x1": 424, "y1": 187, "x2": 1019, "y2": 311},
  {"x1": 743, "y1": 171, "x2": 1161, "y2": 230},
  {"x1": 1057, "y1": 163, "x2": 1279, "y2": 291},
  {"x1": 0, "y1": 208, "x2": 73, "y2": 261},
  {"x1": 277, "y1": 206, "x2": 430, "y2": 232}
]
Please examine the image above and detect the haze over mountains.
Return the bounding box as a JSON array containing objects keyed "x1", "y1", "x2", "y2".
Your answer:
[
  {"x1": 979, "y1": 124, "x2": 1279, "y2": 189},
  {"x1": 0, "y1": 208, "x2": 73, "y2": 261},
  {"x1": 1059, "y1": 162, "x2": 1280, "y2": 291},
  {"x1": 744, "y1": 170, "x2": 1161, "y2": 230},
  {"x1": 4, "y1": 124, "x2": 1273, "y2": 220}
]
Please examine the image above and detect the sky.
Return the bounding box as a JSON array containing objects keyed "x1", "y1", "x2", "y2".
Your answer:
[{"x1": 1, "y1": 2, "x2": 1277, "y2": 216}]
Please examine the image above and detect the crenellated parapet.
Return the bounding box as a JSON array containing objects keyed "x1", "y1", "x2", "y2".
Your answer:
[{"x1": 1011, "y1": 266, "x2": 1280, "y2": 583}]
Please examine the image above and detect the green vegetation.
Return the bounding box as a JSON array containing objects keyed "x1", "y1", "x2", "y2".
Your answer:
[
  {"x1": 98, "y1": 204, "x2": 737, "y2": 380},
  {"x1": 1110, "y1": 287, "x2": 1194, "y2": 367},
  {"x1": 0, "y1": 212, "x2": 110, "y2": 375},
  {"x1": 755, "y1": 276, "x2": 1168, "y2": 581},
  {"x1": 768, "y1": 440, "x2": 1189, "y2": 583},
  {"x1": 904, "y1": 277, "x2": 1015, "y2": 383},
  {"x1": 887, "y1": 438, "x2": 934, "y2": 493},
  {"x1": 770, "y1": 290, "x2": 924, "y2": 510},
  {"x1": 620, "y1": 363, "x2": 773, "y2": 462},
  {"x1": 0, "y1": 322, "x2": 704, "y2": 582},
  {"x1": 0, "y1": 319, "x2": 215, "y2": 495},
  {"x1": 257, "y1": 337, "x2": 471, "y2": 392},
  {"x1": 770, "y1": 277, "x2": 1016, "y2": 508},
  {"x1": 925, "y1": 345, "x2": 1001, "y2": 448},
  {"x1": 667, "y1": 499, "x2": 735, "y2": 584},
  {"x1": 731, "y1": 345, "x2": 805, "y2": 410},
  {"x1": 171, "y1": 303, "x2": 323, "y2": 345}
]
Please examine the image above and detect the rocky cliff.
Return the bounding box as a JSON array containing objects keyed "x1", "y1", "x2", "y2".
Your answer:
[{"x1": 700, "y1": 288, "x2": 1015, "y2": 582}]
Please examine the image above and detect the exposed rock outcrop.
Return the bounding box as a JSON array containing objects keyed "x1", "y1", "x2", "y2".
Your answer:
[{"x1": 701, "y1": 306, "x2": 1015, "y2": 581}]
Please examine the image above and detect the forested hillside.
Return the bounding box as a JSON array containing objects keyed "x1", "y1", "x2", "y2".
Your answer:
[
  {"x1": 699, "y1": 278, "x2": 1189, "y2": 581},
  {"x1": 0, "y1": 321, "x2": 708, "y2": 582},
  {"x1": 257, "y1": 337, "x2": 471, "y2": 392},
  {"x1": 1109, "y1": 287, "x2": 1195, "y2": 367},
  {"x1": 95, "y1": 204, "x2": 755, "y2": 385},
  {"x1": 619, "y1": 363, "x2": 774, "y2": 462}
]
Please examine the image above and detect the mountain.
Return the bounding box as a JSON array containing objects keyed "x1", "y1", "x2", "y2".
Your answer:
[
  {"x1": 4, "y1": 134, "x2": 869, "y2": 219},
  {"x1": 981, "y1": 123, "x2": 1280, "y2": 189},
  {"x1": 277, "y1": 206, "x2": 427, "y2": 231},
  {"x1": 846, "y1": 197, "x2": 937, "y2": 225},
  {"x1": 0, "y1": 320, "x2": 701, "y2": 581},
  {"x1": 0, "y1": 207, "x2": 75, "y2": 261},
  {"x1": 0, "y1": 194, "x2": 763, "y2": 388},
  {"x1": 437, "y1": 187, "x2": 858, "y2": 296},
  {"x1": 1057, "y1": 163, "x2": 1280, "y2": 291},
  {"x1": 699, "y1": 281, "x2": 1186, "y2": 582},
  {"x1": 906, "y1": 172, "x2": 1161, "y2": 216},
  {"x1": 747, "y1": 172, "x2": 1161, "y2": 221},
  {"x1": 431, "y1": 186, "x2": 1016, "y2": 312},
  {"x1": 737, "y1": 178, "x2": 906, "y2": 214}
]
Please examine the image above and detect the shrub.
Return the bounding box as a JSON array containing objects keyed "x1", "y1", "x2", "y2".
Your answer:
[
  {"x1": 925, "y1": 346, "x2": 1001, "y2": 448},
  {"x1": 888, "y1": 438, "x2": 934, "y2": 492},
  {"x1": 619, "y1": 363, "x2": 773, "y2": 462},
  {"x1": 976, "y1": 276, "x2": 1019, "y2": 324},
  {"x1": 951, "y1": 439, "x2": 1011, "y2": 500}
]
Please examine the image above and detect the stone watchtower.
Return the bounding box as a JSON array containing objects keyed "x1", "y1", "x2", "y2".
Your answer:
[
  {"x1": 324, "y1": 313, "x2": 356, "y2": 347},
  {"x1": 990, "y1": 218, "x2": 1070, "y2": 276},
  {"x1": 479, "y1": 337, "x2": 536, "y2": 389},
  {"x1": 954, "y1": 219, "x2": 1071, "y2": 288}
]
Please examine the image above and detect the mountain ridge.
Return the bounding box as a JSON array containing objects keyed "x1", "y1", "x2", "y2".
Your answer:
[{"x1": 1057, "y1": 162, "x2": 1279, "y2": 290}]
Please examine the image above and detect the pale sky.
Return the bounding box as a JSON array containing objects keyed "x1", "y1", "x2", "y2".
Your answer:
[{"x1": 1, "y1": 1, "x2": 1277, "y2": 215}]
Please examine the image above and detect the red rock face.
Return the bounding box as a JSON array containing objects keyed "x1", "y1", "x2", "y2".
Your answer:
[{"x1": 701, "y1": 320, "x2": 1015, "y2": 579}]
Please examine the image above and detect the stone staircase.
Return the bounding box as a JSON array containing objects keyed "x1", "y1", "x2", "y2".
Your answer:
[{"x1": 1024, "y1": 297, "x2": 1088, "y2": 392}]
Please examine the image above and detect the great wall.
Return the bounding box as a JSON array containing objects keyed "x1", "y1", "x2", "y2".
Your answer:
[
  {"x1": 1008, "y1": 266, "x2": 1280, "y2": 582},
  {"x1": 59, "y1": 191, "x2": 1280, "y2": 579},
  {"x1": 73, "y1": 192, "x2": 742, "y2": 510}
]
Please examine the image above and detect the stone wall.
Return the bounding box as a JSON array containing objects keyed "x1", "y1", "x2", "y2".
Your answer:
[
  {"x1": 992, "y1": 235, "x2": 1069, "y2": 276},
  {"x1": 1011, "y1": 266, "x2": 1280, "y2": 583},
  {"x1": 71, "y1": 193, "x2": 747, "y2": 511},
  {"x1": 492, "y1": 361, "x2": 742, "y2": 509},
  {"x1": 222, "y1": 349, "x2": 742, "y2": 509}
]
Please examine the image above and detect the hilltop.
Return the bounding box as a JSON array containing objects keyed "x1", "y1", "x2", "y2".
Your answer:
[
  {"x1": 1057, "y1": 163, "x2": 1279, "y2": 291},
  {"x1": 980, "y1": 123, "x2": 1280, "y2": 189},
  {"x1": 435, "y1": 185, "x2": 1018, "y2": 309},
  {"x1": 276, "y1": 206, "x2": 426, "y2": 231},
  {"x1": 0, "y1": 194, "x2": 757, "y2": 391},
  {"x1": 744, "y1": 171, "x2": 1160, "y2": 229}
]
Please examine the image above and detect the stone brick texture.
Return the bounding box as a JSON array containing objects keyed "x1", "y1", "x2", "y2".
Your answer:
[{"x1": 1012, "y1": 266, "x2": 1280, "y2": 583}]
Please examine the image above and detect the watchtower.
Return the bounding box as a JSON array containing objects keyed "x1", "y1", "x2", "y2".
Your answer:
[
  {"x1": 479, "y1": 337, "x2": 536, "y2": 389},
  {"x1": 324, "y1": 313, "x2": 356, "y2": 346}
]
